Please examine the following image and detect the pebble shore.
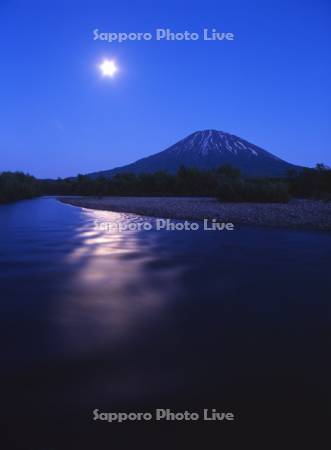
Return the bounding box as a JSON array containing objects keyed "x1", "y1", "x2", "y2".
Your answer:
[{"x1": 58, "y1": 196, "x2": 331, "y2": 231}]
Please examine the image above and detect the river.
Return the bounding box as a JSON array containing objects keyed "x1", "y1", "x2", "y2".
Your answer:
[{"x1": 0, "y1": 197, "x2": 330, "y2": 445}]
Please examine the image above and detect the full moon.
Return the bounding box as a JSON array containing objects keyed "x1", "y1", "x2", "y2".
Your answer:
[{"x1": 99, "y1": 59, "x2": 118, "y2": 77}]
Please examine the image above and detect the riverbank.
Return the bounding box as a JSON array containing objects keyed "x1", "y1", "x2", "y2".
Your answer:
[{"x1": 58, "y1": 196, "x2": 331, "y2": 231}]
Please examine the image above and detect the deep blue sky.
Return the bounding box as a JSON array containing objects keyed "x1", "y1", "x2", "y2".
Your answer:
[{"x1": 0, "y1": 0, "x2": 330, "y2": 178}]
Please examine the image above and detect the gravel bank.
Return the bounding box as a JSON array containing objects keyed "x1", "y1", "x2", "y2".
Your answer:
[{"x1": 58, "y1": 196, "x2": 331, "y2": 231}]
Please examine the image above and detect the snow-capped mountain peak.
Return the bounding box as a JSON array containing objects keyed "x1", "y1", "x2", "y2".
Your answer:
[
  {"x1": 174, "y1": 130, "x2": 262, "y2": 157},
  {"x1": 88, "y1": 129, "x2": 301, "y2": 178}
]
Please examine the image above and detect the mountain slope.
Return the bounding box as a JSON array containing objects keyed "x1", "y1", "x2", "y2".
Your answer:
[{"x1": 88, "y1": 130, "x2": 302, "y2": 178}]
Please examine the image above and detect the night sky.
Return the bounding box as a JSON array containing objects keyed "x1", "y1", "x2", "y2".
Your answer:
[{"x1": 0, "y1": 0, "x2": 330, "y2": 178}]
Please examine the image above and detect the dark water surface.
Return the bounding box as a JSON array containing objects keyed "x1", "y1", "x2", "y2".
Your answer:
[{"x1": 1, "y1": 197, "x2": 330, "y2": 447}]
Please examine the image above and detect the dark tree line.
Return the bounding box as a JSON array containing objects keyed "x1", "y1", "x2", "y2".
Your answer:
[
  {"x1": 42, "y1": 167, "x2": 227, "y2": 197},
  {"x1": 0, "y1": 172, "x2": 40, "y2": 203},
  {"x1": 42, "y1": 165, "x2": 290, "y2": 201},
  {"x1": 288, "y1": 164, "x2": 331, "y2": 200},
  {"x1": 1, "y1": 164, "x2": 330, "y2": 204}
]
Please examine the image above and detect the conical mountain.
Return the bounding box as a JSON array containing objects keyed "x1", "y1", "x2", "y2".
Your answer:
[{"x1": 89, "y1": 130, "x2": 301, "y2": 178}]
